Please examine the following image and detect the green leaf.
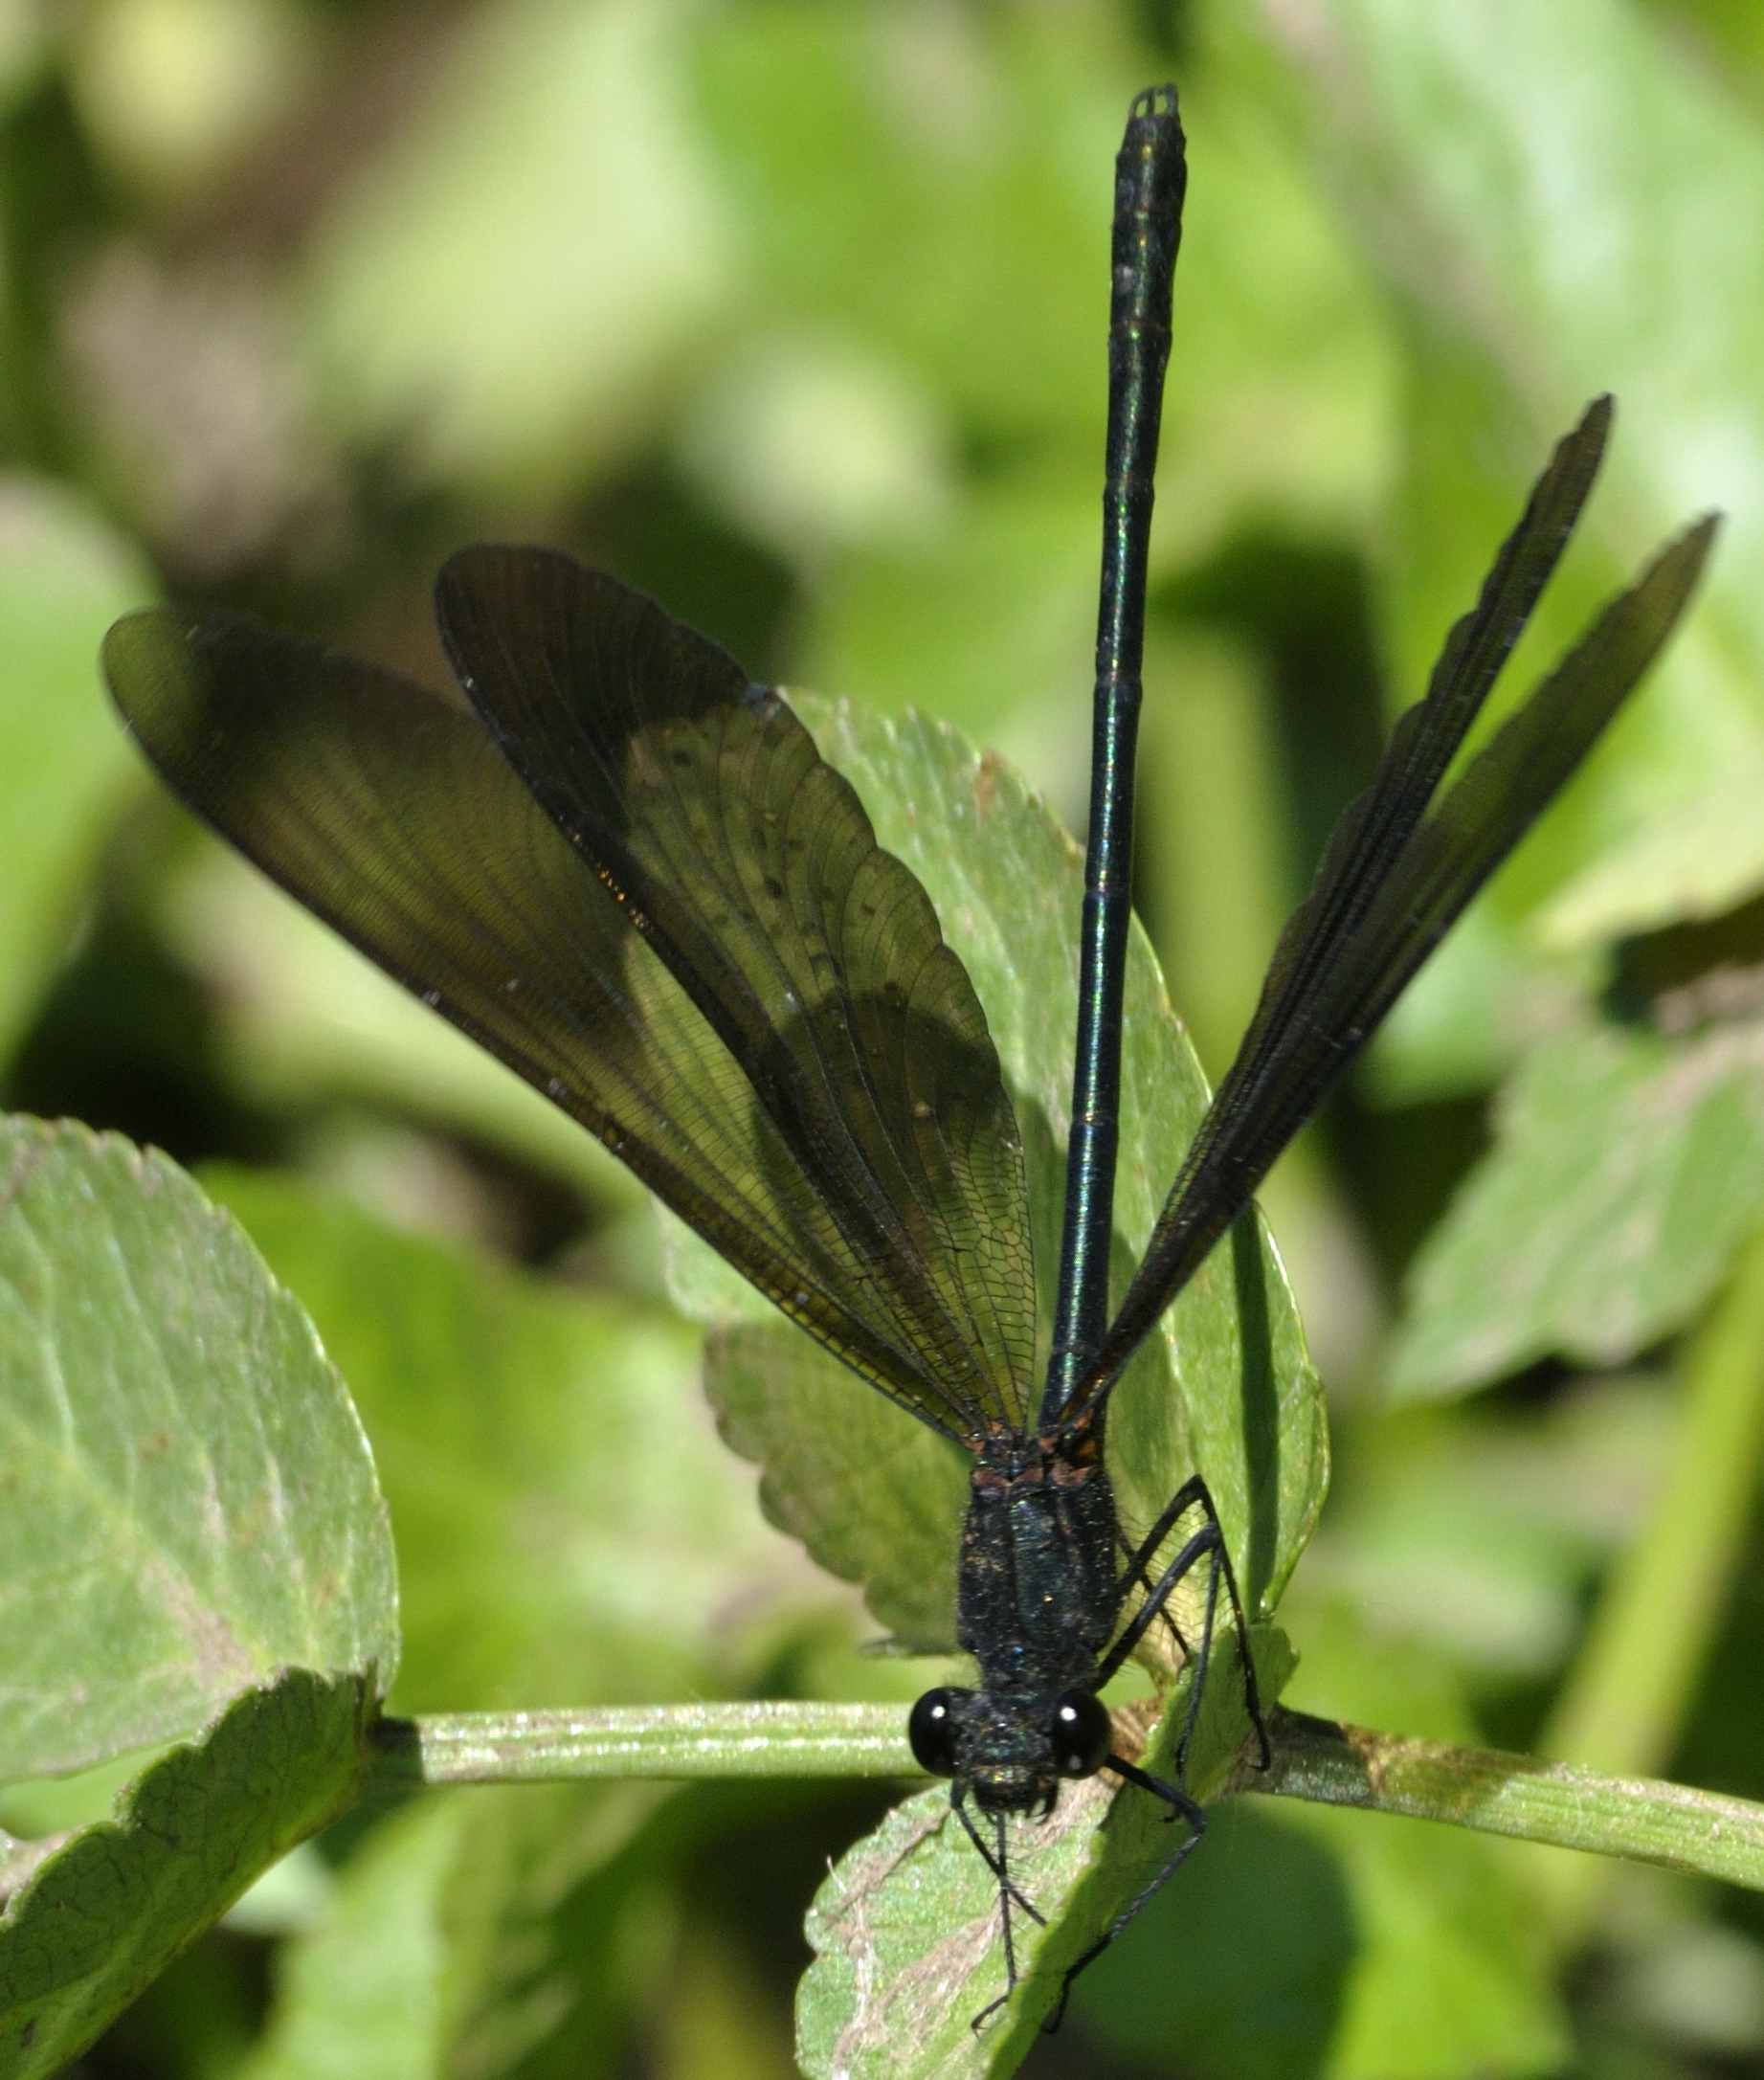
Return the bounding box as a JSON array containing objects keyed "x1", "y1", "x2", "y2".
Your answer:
[
  {"x1": 699, "y1": 697, "x2": 1327, "y2": 1643},
  {"x1": 797, "y1": 469, "x2": 1099, "y2": 750},
  {"x1": 432, "y1": 1784, "x2": 671, "y2": 2078},
  {"x1": 0, "y1": 1119, "x2": 397, "y2": 1781},
  {"x1": 795, "y1": 1628, "x2": 1295, "y2": 2070},
  {"x1": 706, "y1": 1319, "x2": 969, "y2": 1650},
  {"x1": 1539, "y1": 770, "x2": 1764, "y2": 944},
  {"x1": 297, "y1": 0, "x2": 731, "y2": 497},
  {"x1": 693, "y1": 16, "x2": 1113, "y2": 446},
  {"x1": 234, "y1": 1797, "x2": 466, "y2": 2080},
  {"x1": 696, "y1": 13, "x2": 1392, "y2": 527},
  {"x1": 0, "y1": 481, "x2": 148, "y2": 1059},
  {"x1": 204, "y1": 1172, "x2": 804, "y2": 1712},
  {"x1": 1537, "y1": 1224, "x2": 1764, "y2": 1937},
  {"x1": 0, "y1": 1752, "x2": 161, "y2": 1866},
  {"x1": 0, "y1": 1668, "x2": 371, "y2": 2079},
  {"x1": 1387, "y1": 1022, "x2": 1764, "y2": 1400},
  {"x1": 239, "y1": 1782, "x2": 681, "y2": 2080},
  {"x1": 1294, "y1": 1398, "x2": 1641, "y2": 1683}
]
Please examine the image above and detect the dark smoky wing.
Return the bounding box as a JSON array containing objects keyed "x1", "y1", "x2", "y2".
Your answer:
[
  {"x1": 103, "y1": 578, "x2": 1038, "y2": 1440},
  {"x1": 435, "y1": 548, "x2": 1038, "y2": 1434},
  {"x1": 1075, "y1": 498, "x2": 1718, "y2": 1408}
]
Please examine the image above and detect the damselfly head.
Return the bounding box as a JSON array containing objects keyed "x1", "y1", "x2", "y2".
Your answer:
[{"x1": 910, "y1": 1683, "x2": 1113, "y2": 1814}]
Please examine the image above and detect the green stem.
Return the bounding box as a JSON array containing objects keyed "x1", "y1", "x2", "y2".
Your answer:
[
  {"x1": 367, "y1": 1701, "x2": 911, "y2": 1789},
  {"x1": 1252, "y1": 1709, "x2": 1764, "y2": 1890},
  {"x1": 365, "y1": 1701, "x2": 1764, "y2": 1895},
  {"x1": 1533, "y1": 1219, "x2": 1764, "y2": 1932}
]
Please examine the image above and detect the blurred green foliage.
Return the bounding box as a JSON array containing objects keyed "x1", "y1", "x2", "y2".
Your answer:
[{"x1": 3, "y1": 0, "x2": 1763, "y2": 2074}]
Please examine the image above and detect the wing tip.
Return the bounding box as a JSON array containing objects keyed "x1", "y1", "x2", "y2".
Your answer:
[
  {"x1": 1648, "y1": 507, "x2": 1723, "y2": 598},
  {"x1": 1685, "y1": 507, "x2": 1724, "y2": 554},
  {"x1": 436, "y1": 539, "x2": 547, "y2": 608},
  {"x1": 434, "y1": 541, "x2": 672, "y2": 640},
  {"x1": 1553, "y1": 391, "x2": 1615, "y2": 483},
  {"x1": 100, "y1": 603, "x2": 173, "y2": 660},
  {"x1": 100, "y1": 606, "x2": 191, "y2": 728}
]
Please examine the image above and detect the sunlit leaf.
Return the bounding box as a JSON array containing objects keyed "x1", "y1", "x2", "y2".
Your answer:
[
  {"x1": 0, "y1": 1119, "x2": 396, "y2": 1780},
  {"x1": 1388, "y1": 1021, "x2": 1764, "y2": 1400},
  {"x1": 0, "y1": 482, "x2": 146, "y2": 1059},
  {"x1": 206, "y1": 1173, "x2": 804, "y2": 1712}
]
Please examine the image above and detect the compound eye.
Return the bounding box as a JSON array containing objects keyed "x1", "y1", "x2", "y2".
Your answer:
[
  {"x1": 908, "y1": 1688, "x2": 965, "y2": 1777},
  {"x1": 1050, "y1": 1689, "x2": 1111, "y2": 1778}
]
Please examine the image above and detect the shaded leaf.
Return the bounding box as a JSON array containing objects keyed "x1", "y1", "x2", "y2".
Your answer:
[
  {"x1": 0, "y1": 1668, "x2": 370, "y2": 2078},
  {"x1": 706, "y1": 1319, "x2": 969, "y2": 1650}
]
